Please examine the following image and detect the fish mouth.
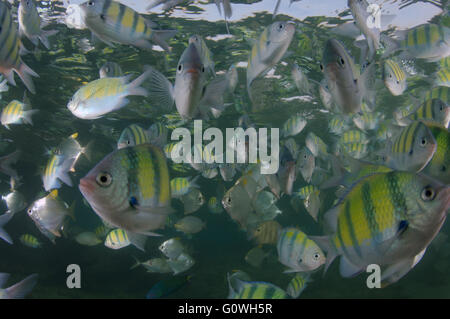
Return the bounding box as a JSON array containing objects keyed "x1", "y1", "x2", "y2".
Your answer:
[
  {"x1": 186, "y1": 68, "x2": 200, "y2": 74},
  {"x1": 79, "y1": 177, "x2": 95, "y2": 195}
]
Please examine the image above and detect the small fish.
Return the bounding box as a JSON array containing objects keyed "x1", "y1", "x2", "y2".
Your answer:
[
  {"x1": 75, "y1": 231, "x2": 101, "y2": 246},
  {"x1": 406, "y1": 98, "x2": 450, "y2": 129},
  {"x1": 222, "y1": 179, "x2": 254, "y2": 229},
  {"x1": 281, "y1": 114, "x2": 307, "y2": 137},
  {"x1": 1, "y1": 98, "x2": 38, "y2": 129},
  {"x1": 180, "y1": 188, "x2": 205, "y2": 215},
  {"x1": 20, "y1": 234, "x2": 42, "y2": 248},
  {"x1": 311, "y1": 171, "x2": 450, "y2": 287},
  {"x1": 352, "y1": 112, "x2": 382, "y2": 131},
  {"x1": 247, "y1": 21, "x2": 296, "y2": 101},
  {"x1": 378, "y1": 121, "x2": 437, "y2": 172},
  {"x1": 167, "y1": 252, "x2": 195, "y2": 275},
  {"x1": 245, "y1": 246, "x2": 268, "y2": 268},
  {"x1": 105, "y1": 228, "x2": 132, "y2": 249},
  {"x1": 295, "y1": 185, "x2": 319, "y2": 200},
  {"x1": 130, "y1": 256, "x2": 172, "y2": 273},
  {"x1": 146, "y1": 275, "x2": 191, "y2": 299},
  {"x1": 303, "y1": 190, "x2": 321, "y2": 222},
  {"x1": 170, "y1": 176, "x2": 200, "y2": 198},
  {"x1": 0, "y1": 273, "x2": 38, "y2": 299},
  {"x1": 27, "y1": 190, "x2": 75, "y2": 242},
  {"x1": 340, "y1": 142, "x2": 369, "y2": 160},
  {"x1": 174, "y1": 216, "x2": 205, "y2": 235},
  {"x1": 434, "y1": 68, "x2": 450, "y2": 87},
  {"x1": 228, "y1": 278, "x2": 289, "y2": 299},
  {"x1": 0, "y1": 213, "x2": 13, "y2": 244},
  {"x1": 207, "y1": 196, "x2": 223, "y2": 214},
  {"x1": 305, "y1": 132, "x2": 328, "y2": 158},
  {"x1": 277, "y1": 227, "x2": 326, "y2": 273},
  {"x1": 422, "y1": 124, "x2": 450, "y2": 184},
  {"x1": 159, "y1": 237, "x2": 185, "y2": 259},
  {"x1": 2, "y1": 178, "x2": 27, "y2": 214},
  {"x1": 42, "y1": 153, "x2": 74, "y2": 191},
  {"x1": 117, "y1": 124, "x2": 151, "y2": 149},
  {"x1": 424, "y1": 86, "x2": 450, "y2": 104},
  {"x1": 286, "y1": 273, "x2": 310, "y2": 299},
  {"x1": 147, "y1": 122, "x2": 168, "y2": 147},
  {"x1": 219, "y1": 163, "x2": 237, "y2": 182},
  {"x1": 252, "y1": 220, "x2": 281, "y2": 245},
  {"x1": 18, "y1": 0, "x2": 58, "y2": 49},
  {"x1": 54, "y1": 132, "x2": 92, "y2": 172},
  {"x1": 297, "y1": 147, "x2": 315, "y2": 183},
  {"x1": 382, "y1": 23, "x2": 450, "y2": 62},
  {"x1": 319, "y1": 79, "x2": 334, "y2": 111},
  {"x1": 227, "y1": 270, "x2": 252, "y2": 299},
  {"x1": 321, "y1": 39, "x2": 373, "y2": 114},
  {"x1": 292, "y1": 63, "x2": 312, "y2": 95},
  {"x1": 80, "y1": 0, "x2": 176, "y2": 52},
  {"x1": 328, "y1": 115, "x2": 349, "y2": 135},
  {"x1": 189, "y1": 34, "x2": 215, "y2": 77},
  {"x1": 252, "y1": 190, "x2": 279, "y2": 216},
  {"x1": 94, "y1": 224, "x2": 111, "y2": 238},
  {"x1": 67, "y1": 69, "x2": 150, "y2": 119},
  {"x1": 79, "y1": 144, "x2": 173, "y2": 240},
  {"x1": 0, "y1": 1, "x2": 39, "y2": 94},
  {"x1": 99, "y1": 62, "x2": 123, "y2": 78},
  {"x1": 339, "y1": 129, "x2": 370, "y2": 145},
  {"x1": 383, "y1": 59, "x2": 407, "y2": 96}
]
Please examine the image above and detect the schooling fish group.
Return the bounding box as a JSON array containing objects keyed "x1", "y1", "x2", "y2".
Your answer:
[{"x1": 0, "y1": 0, "x2": 449, "y2": 299}]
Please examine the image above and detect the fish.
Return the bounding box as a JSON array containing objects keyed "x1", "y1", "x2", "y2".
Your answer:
[
  {"x1": 245, "y1": 246, "x2": 268, "y2": 267},
  {"x1": 0, "y1": 213, "x2": 13, "y2": 244},
  {"x1": 292, "y1": 63, "x2": 312, "y2": 95},
  {"x1": 20, "y1": 234, "x2": 42, "y2": 248},
  {"x1": 94, "y1": 224, "x2": 111, "y2": 238},
  {"x1": 378, "y1": 121, "x2": 437, "y2": 172},
  {"x1": 99, "y1": 62, "x2": 123, "y2": 78},
  {"x1": 207, "y1": 196, "x2": 223, "y2": 214},
  {"x1": 146, "y1": 275, "x2": 191, "y2": 299},
  {"x1": 286, "y1": 273, "x2": 310, "y2": 299},
  {"x1": 247, "y1": 21, "x2": 296, "y2": 101},
  {"x1": 422, "y1": 124, "x2": 450, "y2": 184},
  {"x1": 2, "y1": 189, "x2": 26, "y2": 215},
  {"x1": 252, "y1": 220, "x2": 281, "y2": 245},
  {"x1": 75, "y1": 231, "x2": 102, "y2": 246},
  {"x1": 222, "y1": 179, "x2": 254, "y2": 229},
  {"x1": 277, "y1": 227, "x2": 326, "y2": 273},
  {"x1": 228, "y1": 278, "x2": 289, "y2": 299},
  {"x1": 189, "y1": 34, "x2": 215, "y2": 77},
  {"x1": 339, "y1": 129, "x2": 370, "y2": 145},
  {"x1": 382, "y1": 23, "x2": 450, "y2": 62},
  {"x1": 18, "y1": 0, "x2": 58, "y2": 49},
  {"x1": 352, "y1": 112, "x2": 382, "y2": 131},
  {"x1": 434, "y1": 68, "x2": 450, "y2": 87},
  {"x1": 281, "y1": 114, "x2": 307, "y2": 137},
  {"x1": 27, "y1": 190, "x2": 75, "y2": 242},
  {"x1": 117, "y1": 124, "x2": 151, "y2": 149},
  {"x1": 321, "y1": 39, "x2": 373, "y2": 114},
  {"x1": 180, "y1": 188, "x2": 205, "y2": 215},
  {"x1": 329, "y1": 115, "x2": 349, "y2": 135},
  {"x1": 174, "y1": 216, "x2": 205, "y2": 234},
  {"x1": 170, "y1": 176, "x2": 200, "y2": 198},
  {"x1": 319, "y1": 79, "x2": 334, "y2": 111},
  {"x1": 146, "y1": 42, "x2": 228, "y2": 119},
  {"x1": 42, "y1": 153, "x2": 74, "y2": 191},
  {"x1": 166, "y1": 252, "x2": 195, "y2": 275},
  {"x1": 104, "y1": 228, "x2": 136, "y2": 249},
  {"x1": 0, "y1": 273, "x2": 38, "y2": 299},
  {"x1": 159, "y1": 237, "x2": 185, "y2": 259},
  {"x1": 311, "y1": 171, "x2": 450, "y2": 287},
  {"x1": 147, "y1": 122, "x2": 168, "y2": 147},
  {"x1": 79, "y1": 144, "x2": 173, "y2": 243},
  {"x1": 53, "y1": 132, "x2": 92, "y2": 173},
  {"x1": 1, "y1": 98, "x2": 38, "y2": 129},
  {"x1": 383, "y1": 59, "x2": 407, "y2": 96},
  {"x1": 79, "y1": 0, "x2": 176, "y2": 52},
  {"x1": 406, "y1": 98, "x2": 450, "y2": 129},
  {"x1": 130, "y1": 256, "x2": 172, "y2": 273},
  {"x1": 297, "y1": 147, "x2": 315, "y2": 184},
  {"x1": 340, "y1": 142, "x2": 369, "y2": 160},
  {"x1": 67, "y1": 69, "x2": 150, "y2": 119},
  {"x1": 304, "y1": 190, "x2": 321, "y2": 222},
  {"x1": 295, "y1": 185, "x2": 319, "y2": 200},
  {"x1": 0, "y1": 1, "x2": 39, "y2": 94},
  {"x1": 305, "y1": 132, "x2": 328, "y2": 158}
]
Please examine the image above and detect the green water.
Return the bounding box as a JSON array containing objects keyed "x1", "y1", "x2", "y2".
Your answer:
[{"x1": 0, "y1": 0, "x2": 449, "y2": 298}]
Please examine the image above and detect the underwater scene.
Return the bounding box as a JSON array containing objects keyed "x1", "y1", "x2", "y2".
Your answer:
[{"x1": 0, "y1": 0, "x2": 449, "y2": 299}]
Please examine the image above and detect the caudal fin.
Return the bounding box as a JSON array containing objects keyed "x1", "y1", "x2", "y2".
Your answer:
[
  {"x1": 5, "y1": 274, "x2": 38, "y2": 299},
  {"x1": 0, "y1": 213, "x2": 13, "y2": 244},
  {"x1": 39, "y1": 29, "x2": 59, "y2": 50},
  {"x1": 16, "y1": 62, "x2": 39, "y2": 94},
  {"x1": 127, "y1": 68, "x2": 152, "y2": 97},
  {"x1": 152, "y1": 30, "x2": 177, "y2": 52}
]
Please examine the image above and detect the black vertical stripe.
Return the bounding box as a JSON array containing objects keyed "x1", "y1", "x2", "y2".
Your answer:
[{"x1": 116, "y1": 3, "x2": 125, "y2": 34}]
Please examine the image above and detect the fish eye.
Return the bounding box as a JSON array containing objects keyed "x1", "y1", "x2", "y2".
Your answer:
[
  {"x1": 421, "y1": 186, "x2": 436, "y2": 201},
  {"x1": 441, "y1": 165, "x2": 446, "y2": 172},
  {"x1": 420, "y1": 138, "x2": 427, "y2": 146},
  {"x1": 177, "y1": 64, "x2": 183, "y2": 72},
  {"x1": 339, "y1": 58, "x2": 345, "y2": 66},
  {"x1": 201, "y1": 65, "x2": 205, "y2": 73},
  {"x1": 27, "y1": 208, "x2": 32, "y2": 214},
  {"x1": 227, "y1": 197, "x2": 232, "y2": 204},
  {"x1": 127, "y1": 140, "x2": 131, "y2": 145},
  {"x1": 88, "y1": 1, "x2": 94, "y2": 5},
  {"x1": 278, "y1": 23, "x2": 284, "y2": 30},
  {"x1": 389, "y1": 74, "x2": 392, "y2": 78},
  {"x1": 319, "y1": 64, "x2": 324, "y2": 71},
  {"x1": 96, "y1": 172, "x2": 112, "y2": 187},
  {"x1": 313, "y1": 253, "x2": 320, "y2": 261}
]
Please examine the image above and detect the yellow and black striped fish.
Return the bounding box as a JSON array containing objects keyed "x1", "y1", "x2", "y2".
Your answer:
[
  {"x1": 1, "y1": 99, "x2": 37, "y2": 129},
  {"x1": 0, "y1": 1, "x2": 38, "y2": 93},
  {"x1": 311, "y1": 171, "x2": 450, "y2": 286},
  {"x1": 383, "y1": 59, "x2": 407, "y2": 96},
  {"x1": 20, "y1": 234, "x2": 41, "y2": 248},
  {"x1": 117, "y1": 124, "x2": 151, "y2": 149},
  {"x1": 252, "y1": 220, "x2": 281, "y2": 245},
  {"x1": 407, "y1": 98, "x2": 450, "y2": 129},
  {"x1": 422, "y1": 124, "x2": 450, "y2": 185},
  {"x1": 434, "y1": 68, "x2": 450, "y2": 88},
  {"x1": 230, "y1": 279, "x2": 289, "y2": 299},
  {"x1": 104, "y1": 228, "x2": 130, "y2": 249},
  {"x1": 79, "y1": 0, "x2": 176, "y2": 52},
  {"x1": 382, "y1": 121, "x2": 437, "y2": 172},
  {"x1": 79, "y1": 143, "x2": 173, "y2": 236}
]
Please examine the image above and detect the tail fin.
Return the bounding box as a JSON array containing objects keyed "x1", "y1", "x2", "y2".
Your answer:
[
  {"x1": 126, "y1": 68, "x2": 152, "y2": 97},
  {"x1": 0, "y1": 213, "x2": 13, "y2": 244},
  {"x1": 129, "y1": 256, "x2": 141, "y2": 270},
  {"x1": 0, "y1": 78, "x2": 9, "y2": 93},
  {"x1": 127, "y1": 231, "x2": 147, "y2": 252},
  {"x1": 152, "y1": 30, "x2": 177, "y2": 52},
  {"x1": 39, "y1": 29, "x2": 59, "y2": 50},
  {"x1": 22, "y1": 110, "x2": 39, "y2": 125},
  {"x1": 5, "y1": 274, "x2": 38, "y2": 299},
  {"x1": 16, "y1": 62, "x2": 39, "y2": 94},
  {"x1": 81, "y1": 140, "x2": 95, "y2": 162},
  {"x1": 0, "y1": 150, "x2": 21, "y2": 179}
]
